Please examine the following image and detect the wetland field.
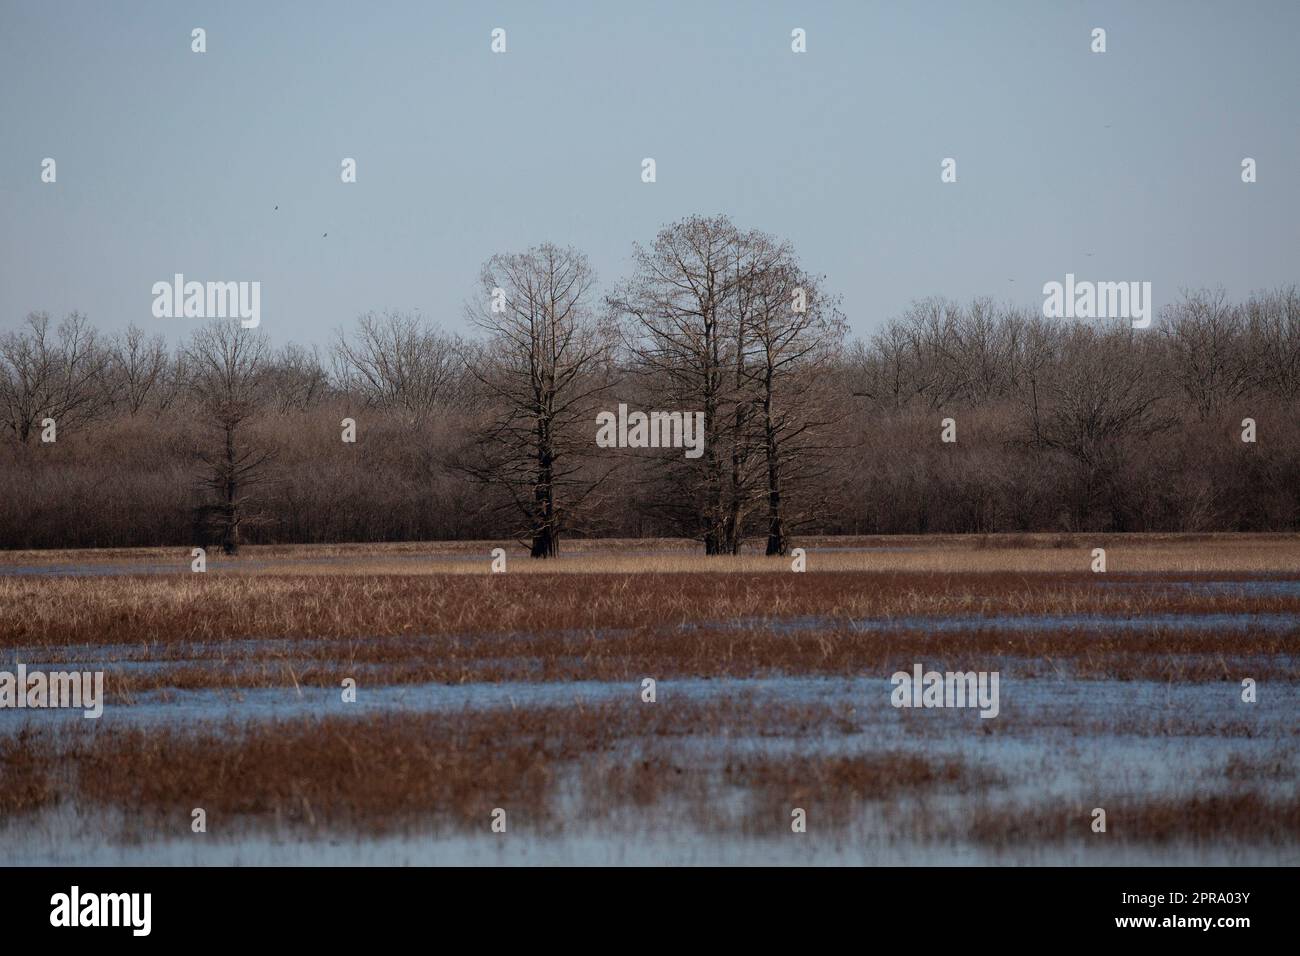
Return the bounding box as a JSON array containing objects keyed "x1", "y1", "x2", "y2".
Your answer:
[{"x1": 1, "y1": 532, "x2": 1297, "y2": 866}]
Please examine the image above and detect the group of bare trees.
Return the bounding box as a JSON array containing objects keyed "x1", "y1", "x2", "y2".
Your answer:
[
  {"x1": 332, "y1": 310, "x2": 467, "y2": 425},
  {"x1": 0, "y1": 312, "x2": 312, "y2": 551},
  {"x1": 851, "y1": 287, "x2": 1300, "y2": 428},
  {"x1": 610, "y1": 215, "x2": 845, "y2": 554},
  {"x1": 846, "y1": 287, "x2": 1300, "y2": 532},
  {"x1": 3, "y1": 216, "x2": 1299, "y2": 552},
  {"x1": 449, "y1": 217, "x2": 846, "y2": 558},
  {"x1": 0, "y1": 312, "x2": 113, "y2": 443}
]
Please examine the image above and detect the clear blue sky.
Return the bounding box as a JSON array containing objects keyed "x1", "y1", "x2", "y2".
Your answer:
[{"x1": 2, "y1": 0, "x2": 1297, "y2": 347}]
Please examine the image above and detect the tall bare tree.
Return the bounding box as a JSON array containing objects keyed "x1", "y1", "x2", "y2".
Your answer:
[
  {"x1": 185, "y1": 319, "x2": 275, "y2": 554},
  {"x1": 747, "y1": 263, "x2": 847, "y2": 554},
  {"x1": 464, "y1": 244, "x2": 613, "y2": 557},
  {"x1": 610, "y1": 214, "x2": 766, "y2": 554}
]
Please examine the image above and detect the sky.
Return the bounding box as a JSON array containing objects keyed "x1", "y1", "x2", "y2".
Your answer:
[{"x1": 1, "y1": 0, "x2": 1297, "y2": 348}]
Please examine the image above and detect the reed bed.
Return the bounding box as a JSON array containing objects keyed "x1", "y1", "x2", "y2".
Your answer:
[
  {"x1": 4, "y1": 569, "x2": 1299, "y2": 651},
  {"x1": 3, "y1": 699, "x2": 869, "y2": 832},
  {"x1": 70, "y1": 623, "x2": 1294, "y2": 698},
  {"x1": 5, "y1": 700, "x2": 1294, "y2": 845},
  {"x1": 4, "y1": 535, "x2": 1295, "y2": 854}
]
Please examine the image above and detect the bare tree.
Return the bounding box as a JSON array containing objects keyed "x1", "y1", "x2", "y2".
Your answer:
[
  {"x1": 267, "y1": 343, "x2": 328, "y2": 413},
  {"x1": 332, "y1": 311, "x2": 464, "y2": 423},
  {"x1": 610, "y1": 214, "x2": 766, "y2": 554},
  {"x1": 948, "y1": 299, "x2": 1025, "y2": 404},
  {"x1": 464, "y1": 244, "x2": 614, "y2": 557},
  {"x1": 1244, "y1": 286, "x2": 1300, "y2": 401},
  {"x1": 185, "y1": 319, "x2": 276, "y2": 554},
  {"x1": 0, "y1": 311, "x2": 111, "y2": 443},
  {"x1": 747, "y1": 263, "x2": 847, "y2": 554},
  {"x1": 107, "y1": 324, "x2": 169, "y2": 415},
  {"x1": 154, "y1": 349, "x2": 191, "y2": 413},
  {"x1": 1027, "y1": 322, "x2": 1170, "y2": 460},
  {"x1": 1161, "y1": 288, "x2": 1252, "y2": 419},
  {"x1": 851, "y1": 321, "x2": 931, "y2": 410},
  {"x1": 1019, "y1": 319, "x2": 1173, "y2": 525}
]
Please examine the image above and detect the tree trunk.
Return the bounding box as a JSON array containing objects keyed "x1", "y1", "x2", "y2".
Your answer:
[
  {"x1": 222, "y1": 422, "x2": 240, "y2": 555},
  {"x1": 764, "y1": 427, "x2": 785, "y2": 555},
  {"x1": 531, "y1": 424, "x2": 558, "y2": 558}
]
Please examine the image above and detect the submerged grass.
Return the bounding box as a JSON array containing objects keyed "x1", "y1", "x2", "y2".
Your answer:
[
  {"x1": 6, "y1": 698, "x2": 1294, "y2": 846},
  {"x1": 969, "y1": 793, "x2": 1300, "y2": 845},
  {"x1": 5, "y1": 698, "x2": 879, "y2": 835},
  {"x1": 78, "y1": 622, "x2": 1298, "y2": 697},
  {"x1": 3, "y1": 535, "x2": 1297, "y2": 854}
]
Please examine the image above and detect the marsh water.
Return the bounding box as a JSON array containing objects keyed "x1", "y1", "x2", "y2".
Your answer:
[
  {"x1": 5, "y1": 666, "x2": 1297, "y2": 865},
  {"x1": 3, "y1": 571, "x2": 1297, "y2": 865}
]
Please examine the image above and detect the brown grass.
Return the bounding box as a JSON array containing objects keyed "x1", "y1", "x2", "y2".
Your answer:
[
  {"x1": 8, "y1": 700, "x2": 1292, "y2": 844},
  {"x1": 79, "y1": 621, "x2": 1298, "y2": 698},
  {"x1": 4, "y1": 567, "x2": 1299, "y2": 651},
  {"x1": 6, "y1": 698, "x2": 934, "y2": 836},
  {"x1": 969, "y1": 793, "x2": 1300, "y2": 844},
  {"x1": 3, "y1": 532, "x2": 1299, "y2": 574},
  {"x1": 0, "y1": 730, "x2": 58, "y2": 820},
  {"x1": 5, "y1": 535, "x2": 1295, "y2": 853},
  {"x1": 5, "y1": 541, "x2": 1296, "y2": 691}
]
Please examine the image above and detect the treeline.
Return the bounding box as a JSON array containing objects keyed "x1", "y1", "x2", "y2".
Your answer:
[{"x1": 2, "y1": 214, "x2": 1298, "y2": 553}]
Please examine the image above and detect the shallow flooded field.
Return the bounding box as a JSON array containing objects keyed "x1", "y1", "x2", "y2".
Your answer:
[{"x1": 1, "y1": 535, "x2": 1297, "y2": 865}]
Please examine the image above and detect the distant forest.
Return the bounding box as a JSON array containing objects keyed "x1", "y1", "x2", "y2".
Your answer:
[{"x1": 3, "y1": 215, "x2": 1298, "y2": 554}]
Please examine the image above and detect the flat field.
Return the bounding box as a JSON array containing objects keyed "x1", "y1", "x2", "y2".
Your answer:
[{"x1": 1, "y1": 533, "x2": 1297, "y2": 865}]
